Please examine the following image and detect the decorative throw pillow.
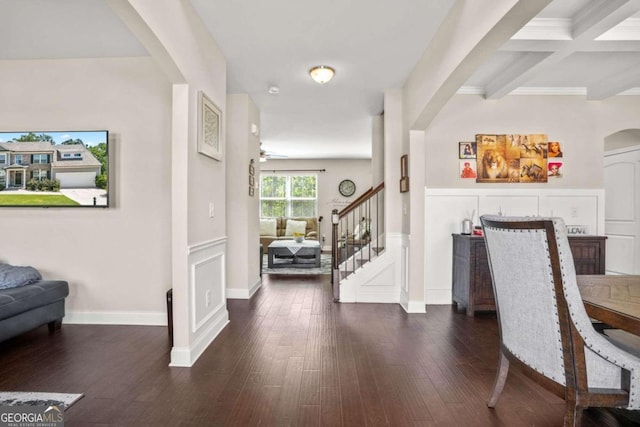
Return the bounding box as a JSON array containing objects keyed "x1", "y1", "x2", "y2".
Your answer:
[
  {"x1": 0, "y1": 263, "x2": 42, "y2": 289},
  {"x1": 260, "y1": 218, "x2": 277, "y2": 236},
  {"x1": 285, "y1": 219, "x2": 307, "y2": 236}
]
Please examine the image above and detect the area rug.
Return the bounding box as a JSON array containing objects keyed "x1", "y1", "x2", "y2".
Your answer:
[
  {"x1": 0, "y1": 392, "x2": 83, "y2": 410},
  {"x1": 262, "y1": 253, "x2": 331, "y2": 275}
]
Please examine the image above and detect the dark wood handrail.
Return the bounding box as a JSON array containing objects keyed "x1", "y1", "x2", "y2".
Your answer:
[
  {"x1": 331, "y1": 181, "x2": 385, "y2": 298},
  {"x1": 338, "y1": 182, "x2": 385, "y2": 218}
]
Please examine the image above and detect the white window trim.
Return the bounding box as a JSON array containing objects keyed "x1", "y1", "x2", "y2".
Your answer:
[{"x1": 260, "y1": 173, "x2": 318, "y2": 217}]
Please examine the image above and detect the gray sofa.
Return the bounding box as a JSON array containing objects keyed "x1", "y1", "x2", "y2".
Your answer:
[{"x1": 0, "y1": 276, "x2": 69, "y2": 343}]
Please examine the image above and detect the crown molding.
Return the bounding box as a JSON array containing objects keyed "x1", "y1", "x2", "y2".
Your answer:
[
  {"x1": 456, "y1": 86, "x2": 485, "y2": 95},
  {"x1": 457, "y1": 86, "x2": 640, "y2": 97}
]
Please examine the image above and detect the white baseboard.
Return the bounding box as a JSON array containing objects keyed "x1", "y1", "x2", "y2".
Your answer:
[
  {"x1": 425, "y1": 289, "x2": 453, "y2": 305},
  {"x1": 170, "y1": 307, "x2": 229, "y2": 367},
  {"x1": 64, "y1": 311, "x2": 167, "y2": 326},
  {"x1": 401, "y1": 300, "x2": 427, "y2": 313},
  {"x1": 226, "y1": 278, "x2": 262, "y2": 300}
]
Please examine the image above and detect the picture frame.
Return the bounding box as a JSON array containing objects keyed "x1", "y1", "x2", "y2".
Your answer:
[
  {"x1": 249, "y1": 175, "x2": 255, "y2": 187},
  {"x1": 197, "y1": 91, "x2": 222, "y2": 161},
  {"x1": 249, "y1": 185, "x2": 254, "y2": 197},
  {"x1": 249, "y1": 159, "x2": 255, "y2": 176},
  {"x1": 459, "y1": 142, "x2": 476, "y2": 159},
  {"x1": 400, "y1": 154, "x2": 408, "y2": 178},
  {"x1": 399, "y1": 176, "x2": 409, "y2": 193}
]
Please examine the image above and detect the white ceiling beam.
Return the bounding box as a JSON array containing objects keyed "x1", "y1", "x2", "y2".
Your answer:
[
  {"x1": 580, "y1": 40, "x2": 640, "y2": 51},
  {"x1": 501, "y1": 39, "x2": 570, "y2": 51},
  {"x1": 485, "y1": 0, "x2": 640, "y2": 99},
  {"x1": 501, "y1": 39, "x2": 640, "y2": 52},
  {"x1": 107, "y1": 0, "x2": 185, "y2": 83},
  {"x1": 485, "y1": 52, "x2": 552, "y2": 97},
  {"x1": 485, "y1": 49, "x2": 573, "y2": 99},
  {"x1": 572, "y1": 0, "x2": 638, "y2": 39},
  {"x1": 405, "y1": 0, "x2": 553, "y2": 130},
  {"x1": 512, "y1": 18, "x2": 572, "y2": 40},
  {"x1": 587, "y1": 62, "x2": 640, "y2": 99}
]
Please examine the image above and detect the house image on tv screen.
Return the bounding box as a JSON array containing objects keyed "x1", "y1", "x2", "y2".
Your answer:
[{"x1": 0, "y1": 142, "x2": 101, "y2": 189}]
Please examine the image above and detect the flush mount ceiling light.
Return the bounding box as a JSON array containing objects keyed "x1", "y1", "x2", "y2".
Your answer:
[
  {"x1": 268, "y1": 85, "x2": 280, "y2": 95},
  {"x1": 309, "y1": 65, "x2": 335, "y2": 84}
]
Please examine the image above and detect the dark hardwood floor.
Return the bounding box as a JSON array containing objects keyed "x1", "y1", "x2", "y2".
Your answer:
[{"x1": 0, "y1": 273, "x2": 638, "y2": 426}]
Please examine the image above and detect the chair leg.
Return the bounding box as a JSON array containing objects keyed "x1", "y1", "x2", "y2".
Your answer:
[{"x1": 487, "y1": 350, "x2": 509, "y2": 407}]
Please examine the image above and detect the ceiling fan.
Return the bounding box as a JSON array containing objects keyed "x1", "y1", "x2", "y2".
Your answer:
[{"x1": 260, "y1": 143, "x2": 288, "y2": 162}]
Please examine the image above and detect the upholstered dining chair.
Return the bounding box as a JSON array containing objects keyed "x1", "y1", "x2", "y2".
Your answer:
[{"x1": 480, "y1": 215, "x2": 640, "y2": 426}]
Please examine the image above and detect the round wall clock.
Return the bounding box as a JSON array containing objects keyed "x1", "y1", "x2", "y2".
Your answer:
[{"x1": 338, "y1": 179, "x2": 356, "y2": 197}]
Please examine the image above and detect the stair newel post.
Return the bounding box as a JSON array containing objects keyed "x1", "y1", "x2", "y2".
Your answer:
[{"x1": 331, "y1": 209, "x2": 340, "y2": 300}]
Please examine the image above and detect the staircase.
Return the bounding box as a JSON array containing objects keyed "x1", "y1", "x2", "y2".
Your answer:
[{"x1": 331, "y1": 182, "x2": 385, "y2": 301}]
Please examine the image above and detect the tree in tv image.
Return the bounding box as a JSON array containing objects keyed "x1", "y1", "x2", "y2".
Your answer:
[{"x1": 0, "y1": 130, "x2": 109, "y2": 207}]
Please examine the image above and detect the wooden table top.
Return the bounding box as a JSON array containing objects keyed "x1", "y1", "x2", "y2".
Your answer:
[{"x1": 577, "y1": 275, "x2": 640, "y2": 335}]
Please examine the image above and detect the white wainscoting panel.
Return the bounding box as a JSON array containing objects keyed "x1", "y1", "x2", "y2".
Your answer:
[
  {"x1": 171, "y1": 237, "x2": 229, "y2": 367},
  {"x1": 479, "y1": 195, "x2": 538, "y2": 217},
  {"x1": 425, "y1": 188, "x2": 604, "y2": 305}
]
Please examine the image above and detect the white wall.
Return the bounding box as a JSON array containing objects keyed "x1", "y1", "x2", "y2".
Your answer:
[
  {"x1": 259, "y1": 158, "x2": 372, "y2": 249},
  {"x1": 0, "y1": 57, "x2": 172, "y2": 322},
  {"x1": 421, "y1": 94, "x2": 640, "y2": 305},
  {"x1": 226, "y1": 94, "x2": 261, "y2": 299},
  {"x1": 95, "y1": 0, "x2": 230, "y2": 366}
]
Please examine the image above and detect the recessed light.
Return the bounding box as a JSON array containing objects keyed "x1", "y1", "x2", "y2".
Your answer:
[{"x1": 268, "y1": 85, "x2": 280, "y2": 94}]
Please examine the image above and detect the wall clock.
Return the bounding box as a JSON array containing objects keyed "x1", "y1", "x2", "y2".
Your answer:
[{"x1": 338, "y1": 179, "x2": 356, "y2": 197}]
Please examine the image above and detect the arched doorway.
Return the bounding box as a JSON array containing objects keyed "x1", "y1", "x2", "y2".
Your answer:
[{"x1": 604, "y1": 129, "x2": 640, "y2": 274}]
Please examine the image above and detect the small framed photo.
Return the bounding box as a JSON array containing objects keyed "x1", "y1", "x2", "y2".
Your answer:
[
  {"x1": 198, "y1": 91, "x2": 222, "y2": 160},
  {"x1": 249, "y1": 175, "x2": 255, "y2": 187},
  {"x1": 399, "y1": 176, "x2": 409, "y2": 193},
  {"x1": 400, "y1": 154, "x2": 408, "y2": 178},
  {"x1": 459, "y1": 160, "x2": 477, "y2": 179},
  {"x1": 548, "y1": 161, "x2": 563, "y2": 178},
  {"x1": 249, "y1": 185, "x2": 254, "y2": 197},
  {"x1": 459, "y1": 142, "x2": 476, "y2": 159},
  {"x1": 548, "y1": 141, "x2": 563, "y2": 158},
  {"x1": 249, "y1": 159, "x2": 255, "y2": 176}
]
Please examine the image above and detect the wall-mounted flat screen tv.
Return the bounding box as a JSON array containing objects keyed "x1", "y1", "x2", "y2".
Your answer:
[{"x1": 0, "y1": 130, "x2": 109, "y2": 207}]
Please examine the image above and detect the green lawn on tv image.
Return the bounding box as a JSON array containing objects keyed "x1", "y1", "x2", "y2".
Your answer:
[{"x1": 0, "y1": 194, "x2": 80, "y2": 206}]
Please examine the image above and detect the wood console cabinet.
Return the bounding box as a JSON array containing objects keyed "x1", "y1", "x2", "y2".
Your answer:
[{"x1": 452, "y1": 234, "x2": 606, "y2": 316}]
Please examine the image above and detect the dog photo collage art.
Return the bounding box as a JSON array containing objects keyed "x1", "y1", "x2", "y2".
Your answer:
[{"x1": 458, "y1": 134, "x2": 563, "y2": 182}]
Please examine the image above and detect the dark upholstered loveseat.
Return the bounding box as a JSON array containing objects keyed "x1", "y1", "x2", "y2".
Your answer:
[{"x1": 0, "y1": 280, "x2": 69, "y2": 343}]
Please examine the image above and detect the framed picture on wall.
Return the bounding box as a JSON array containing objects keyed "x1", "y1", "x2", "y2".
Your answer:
[
  {"x1": 459, "y1": 142, "x2": 476, "y2": 159},
  {"x1": 198, "y1": 91, "x2": 222, "y2": 161},
  {"x1": 400, "y1": 154, "x2": 408, "y2": 178}
]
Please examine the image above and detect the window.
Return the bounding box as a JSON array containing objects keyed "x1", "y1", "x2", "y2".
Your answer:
[
  {"x1": 14, "y1": 154, "x2": 22, "y2": 165},
  {"x1": 32, "y1": 154, "x2": 48, "y2": 164},
  {"x1": 0, "y1": 154, "x2": 5, "y2": 164},
  {"x1": 32, "y1": 169, "x2": 48, "y2": 180},
  {"x1": 61, "y1": 152, "x2": 83, "y2": 160},
  {"x1": 260, "y1": 174, "x2": 317, "y2": 217}
]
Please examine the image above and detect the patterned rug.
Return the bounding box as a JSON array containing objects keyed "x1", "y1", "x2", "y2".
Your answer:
[
  {"x1": 262, "y1": 254, "x2": 331, "y2": 275},
  {"x1": 0, "y1": 391, "x2": 83, "y2": 410}
]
